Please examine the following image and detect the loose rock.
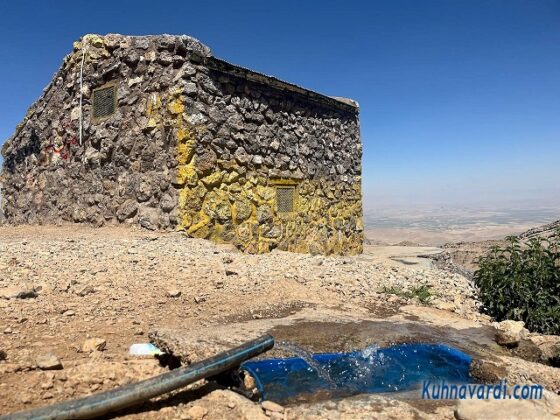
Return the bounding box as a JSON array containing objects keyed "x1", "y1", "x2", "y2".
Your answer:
[
  {"x1": 36, "y1": 353, "x2": 63, "y2": 370},
  {"x1": 167, "y1": 289, "x2": 182, "y2": 298},
  {"x1": 74, "y1": 285, "x2": 95, "y2": 297},
  {"x1": 82, "y1": 338, "x2": 107, "y2": 353},
  {"x1": 186, "y1": 405, "x2": 208, "y2": 420},
  {"x1": 0, "y1": 287, "x2": 38, "y2": 300},
  {"x1": 262, "y1": 400, "x2": 284, "y2": 413}
]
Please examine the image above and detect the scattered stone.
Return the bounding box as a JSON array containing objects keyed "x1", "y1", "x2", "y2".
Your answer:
[
  {"x1": 63, "y1": 310, "x2": 76, "y2": 317},
  {"x1": 493, "y1": 320, "x2": 526, "y2": 347},
  {"x1": 432, "y1": 299, "x2": 456, "y2": 311},
  {"x1": 36, "y1": 353, "x2": 63, "y2": 370},
  {"x1": 0, "y1": 287, "x2": 38, "y2": 300},
  {"x1": 82, "y1": 338, "x2": 107, "y2": 353},
  {"x1": 167, "y1": 289, "x2": 181, "y2": 298},
  {"x1": 261, "y1": 400, "x2": 284, "y2": 413},
  {"x1": 74, "y1": 285, "x2": 95, "y2": 297},
  {"x1": 244, "y1": 373, "x2": 257, "y2": 391},
  {"x1": 19, "y1": 393, "x2": 32, "y2": 404},
  {"x1": 186, "y1": 405, "x2": 208, "y2": 420},
  {"x1": 41, "y1": 379, "x2": 54, "y2": 389},
  {"x1": 42, "y1": 392, "x2": 54, "y2": 400}
]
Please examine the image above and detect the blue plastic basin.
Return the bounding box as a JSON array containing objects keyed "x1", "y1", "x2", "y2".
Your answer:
[{"x1": 241, "y1": 343, "x2": 472, "y2": 402}]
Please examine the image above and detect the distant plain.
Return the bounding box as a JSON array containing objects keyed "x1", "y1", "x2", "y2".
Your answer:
[{"x1": 364, "y1": 205, "x2": 560, "y2": 246}]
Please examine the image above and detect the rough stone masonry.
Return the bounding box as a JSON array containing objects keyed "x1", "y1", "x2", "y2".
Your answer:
[{"x1": 1, "y1": 34, "x2": 363, "y2": 255}]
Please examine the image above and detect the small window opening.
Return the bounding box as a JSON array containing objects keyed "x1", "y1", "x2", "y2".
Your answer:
[
  {"x1": 92, "y1": 83, "x2": 117, "y2": 120},
  {"x1": 276, "y1": 186, "x2": 295, "y2": 213}
]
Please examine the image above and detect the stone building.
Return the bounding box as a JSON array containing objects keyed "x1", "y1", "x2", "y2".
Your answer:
[{"x1": 1, "y1": 34, "x2": 363, "y2": 255}]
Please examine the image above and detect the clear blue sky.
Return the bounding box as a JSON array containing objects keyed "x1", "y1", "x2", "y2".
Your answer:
[{"x1": 1, "y1": 0, "x2": 559, "y2": 209}]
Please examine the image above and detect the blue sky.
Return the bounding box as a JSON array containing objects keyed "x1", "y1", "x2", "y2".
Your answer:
[{"x1": 1, "y1": 0, "x2": 559, "y2": 209}]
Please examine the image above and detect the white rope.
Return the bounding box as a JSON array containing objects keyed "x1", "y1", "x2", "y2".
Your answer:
[{"x1": 78, "y1": 44, "x2": 88, "y2": 146}]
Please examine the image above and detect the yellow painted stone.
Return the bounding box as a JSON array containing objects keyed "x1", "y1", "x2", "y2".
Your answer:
[
  {"x1": 256, "y1": 185, "x2": 275, "y2": 201},
  {"x1": 146, "y1": 118, "x2": 158, "y2": 130},
  {"x1": 84, "y1": 34, "x2": 105, "y2": 48},
  {"x1": 187, "y1": 213, "x2": 211, "y2": 237},
  {"x1": 224, "y1": 171, "x2": 240, "y2": 184},
  {"x1": 179, "y1": 212, "x2": 194, "y2": 229},
  {"x1": 257, "y1": 241, "x2": 271, "y2": 253},
  {"x1": 177, "y1": 139, "x2": 196, "y2": 164},
  {"x1": 168, "y1": 99, "x2": 185, "y2": 115},
  {"x1": 176, "y1": 165, "x2": 198, "y2": 186},
  {"x1": 177, "y1": 127, "x2": 193, "y2": 142},
  {"x1": 166, "y1": 85, "x2": 363, "y2": 255},
  {"x1": 201, "y1": 172, "x2": 223, "y2": 187},
  {"x1": 178, "y1": 187, "x2": 203, "y2": 211}
]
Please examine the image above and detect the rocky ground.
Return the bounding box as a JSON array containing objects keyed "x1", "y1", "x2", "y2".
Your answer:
[{"x1": 1, "y1": 225, "x2": 559, "y2": 419}]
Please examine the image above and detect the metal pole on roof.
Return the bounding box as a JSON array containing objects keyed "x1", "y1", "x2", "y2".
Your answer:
[{"x1": 78, "y1": 43, "x2": 88, "y2": 146}]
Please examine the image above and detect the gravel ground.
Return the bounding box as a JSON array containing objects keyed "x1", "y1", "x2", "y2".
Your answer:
[{"x1": 0, "y1": 224, "x2": 487, "y2": 418}]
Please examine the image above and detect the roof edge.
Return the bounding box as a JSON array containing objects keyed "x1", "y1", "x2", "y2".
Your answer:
[{"x1": 206, "y1": 57, "x2": 359, "y2": 114}]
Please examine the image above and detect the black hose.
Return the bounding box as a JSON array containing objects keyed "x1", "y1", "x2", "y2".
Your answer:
[{"x1": 1, "y1": 335, "x2": 274, "y2": 420}]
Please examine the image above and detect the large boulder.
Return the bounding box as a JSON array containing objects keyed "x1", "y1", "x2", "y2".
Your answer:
[{"x1": 493, "y1": 320, "x2": 527, "y2": 347}]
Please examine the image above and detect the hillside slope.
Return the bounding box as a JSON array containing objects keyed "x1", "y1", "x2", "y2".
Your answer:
[
  {"x1": 518, "y1": 219, "x2": 560, "y2": 240},
  {"x1": 434, "y1": 219, "x2": 559, "y2": 276}
]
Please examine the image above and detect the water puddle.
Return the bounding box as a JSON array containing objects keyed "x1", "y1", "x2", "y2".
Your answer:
[{"x1": 241, "y1": 342, "x2": 472, "y2": 403}]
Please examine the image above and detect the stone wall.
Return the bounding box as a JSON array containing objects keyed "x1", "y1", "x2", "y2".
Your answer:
[{"x1": 1, "y1": 34, "x2": 363, "y2": 255}]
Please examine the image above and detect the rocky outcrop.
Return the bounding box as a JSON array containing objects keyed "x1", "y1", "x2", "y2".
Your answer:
[
  {"x1": 1, "y1": 34, "x2": 362, "y2": 255},
  {"x1": 470, "y1": 356, "x2": 560, "y2": 394},
  {"x1": 493, "y1": 320, "x2": 527, "y2": 347},
  {"x1": 432, "y1": 220, "x2": 560, "y2": 275},
  {"x1": 455, "y1": 391, "x2": 560, "y2": 420},
  {"x1": 518, "y1": 219, "x2": 560, "y2": 240}
]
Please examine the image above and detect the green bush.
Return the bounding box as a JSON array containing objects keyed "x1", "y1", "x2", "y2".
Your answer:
[
  {"x1": 380, "y1": 284, "x2": 438, "y2": 305},
  {"x1": 473, "y1": 231, "x2": 560, "y2": 335}
]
